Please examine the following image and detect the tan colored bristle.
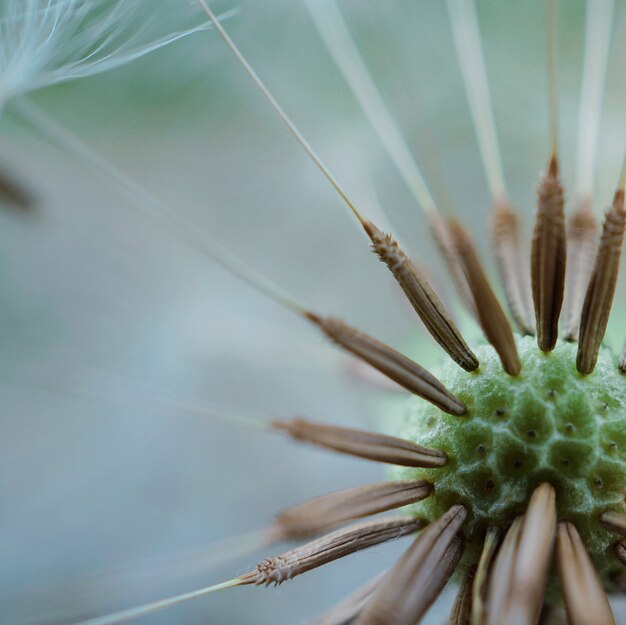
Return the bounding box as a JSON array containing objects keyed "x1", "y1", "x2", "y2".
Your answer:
[
  {"x1": 447, "y1": 219, "x2": 521, "y2": 376},
  {"x1": 363, "y1": 220, "x2": 479, "y2": 372},
  {"x1": 531, "y1": 155, "x2": 567, "y2": 351},
  {"x1": 310, "y1": 571, "x2": 387, "y2": 625},
  {"x1": 356, "y1": 505, "x2": 466, "y2": 625},
  {"x1": 428, "y1": 211, "x2": 478, "y2": 317},
  {"x1": 556, "y1": 521, "x2": 616, "y2": 625},
  {"x1": 273, "y1": 479, "x2": 432, "y2": 540},
  {"x1": 485, "y1": 483, "x2": 556, "y2": 625},
  {"x1": 306, "y1": 312, "x2": 466, "y2": 414},
  {"x1": 273, "y1": 418, "x2": 448, "y2": 468},
  {"x1": 472, "y1": 527, "x2": 501, "y2": 625},
  {"x1": 562, "y1": 207, "x2": 598, "y2": 341},
  {"x1": 614, "y1": 542, "x2": 626, "y2": 566},
  {"x1": 600, "y1": 511, "x2": 626, "y2": 537},
  {"x1": 447, "y1": 566, "x2": 474, "y2": 625},
  {"x1": 577, "y1": 188, "x2": 626, "y2": 374},
  {"x1": 491, "y1": 203, "x2": 534, "y2": 335},
  {"x1": 239, "y1": 516, "x2": 424, "y2": 587}
]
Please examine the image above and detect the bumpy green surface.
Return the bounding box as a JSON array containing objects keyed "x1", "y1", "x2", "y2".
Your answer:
[{"x1": 394, "y1": 335, "x2": 626, "y2": 587}]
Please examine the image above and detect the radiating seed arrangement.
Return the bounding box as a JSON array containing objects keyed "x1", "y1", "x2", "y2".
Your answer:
[{"x1": 9, "y1": 1, "x2": 626, "y2": 625}]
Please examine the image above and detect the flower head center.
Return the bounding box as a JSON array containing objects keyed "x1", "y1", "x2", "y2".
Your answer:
[{"x1": 396, "y1": 335, "x2": 626, "y2": 585}]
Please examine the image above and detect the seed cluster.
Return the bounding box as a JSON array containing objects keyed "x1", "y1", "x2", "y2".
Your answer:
[{"x1": 395, "y1": 335, "x2": 626, "y2": 584}]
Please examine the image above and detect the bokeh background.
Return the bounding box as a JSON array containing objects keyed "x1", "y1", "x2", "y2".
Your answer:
[{"x1": 2, "y1": 0, "x2": 626, "y2": 623}]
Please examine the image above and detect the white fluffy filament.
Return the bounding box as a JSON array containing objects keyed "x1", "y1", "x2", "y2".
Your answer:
[
  {"x1": 304, "y1": 0, "x2": 438, "y2": 215},
  {"x1": 445, "y1": 0, "x2": 506, "y2": 202},
  {"x1": 575, "y1": 0, "x2": 615, "y2": 206}
]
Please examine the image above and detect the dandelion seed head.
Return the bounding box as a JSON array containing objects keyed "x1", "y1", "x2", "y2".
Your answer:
[
  {"x1": 0, "y1": 0, "x2": 210, "y2": 110},
  {"x1": 395, "y1": 335, "x2": 626, "y2": 587}
]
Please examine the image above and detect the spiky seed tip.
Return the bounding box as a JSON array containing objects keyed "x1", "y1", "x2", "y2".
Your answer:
[
  {"x1": 305, "y1": 312, "x2": 466, "y2": 415},
  {"x1": 362, "y1": 219, "x2": 479, "y2": 372},
  {"x1": 272, "y1": 479, "x2": 432, "y2": 540},
  {"x1": 620, "y1": 342, "x2": 626, "y2": 372},
  {"x1": 531, "y1": 154, "x2": 567, "y2": 351},
  {"x1": 614, "y1": 542, "x2": 626, "y2": 566},
  {"x1": 447, "y1": 566, "x2": 474, "y2": 625},
  {"x1": 355, "y1": 505, "x2": 467, "y2": 625},
  {"x1": 577, "y1": 187, "x2": 626, "y2": 374},
  {"x1": 239, "y1": 516, "x2": 425, "y2": 587},
  {"x1": 486, "y1": 483, "x2": 556, "y2": 625},
  {"x1": 562, "y1": 208, "x2": 598, "y2": 341},
  {"x1": 600, "y1": 511, "x2": 626, "y2": 537},
  {"x1": 272, "y1": 418, "x2": 448, "y2": 468},
  {"x1": 491, "y1": 202, "x2": 535, "y2": 335},
  {"x1": 447, "y1": 218, "x2": 521, "y2": 376},
  {"x1": 309, "y1": 571, "x2": 388, "y2": 625},
  {"x1": 557, "y1": 521, "x2": 616, "y2": 625},
  {"x1": 427, "y1": 211, "x2": 477, "y2": 317},
  {"x1": 472, "y1": 527, "x2": 501, "y2": 625}
]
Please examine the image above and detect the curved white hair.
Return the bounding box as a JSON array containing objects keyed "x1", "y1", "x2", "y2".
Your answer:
[{"x1": 0, "y1": 0, "x2": 219, "y2": 108}]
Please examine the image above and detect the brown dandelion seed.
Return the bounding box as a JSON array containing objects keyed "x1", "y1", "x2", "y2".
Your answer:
[
  {"x1": 309, "y1": 570, "x2": 388, "y2": 625},
  {"x1": 447, "y1": 566, "x2": 474, "y2": 625},
  {"x1": 472, "y1": 526, "x2": 501, "y2": 625},
  {"x1": 362, "y1": 219, "x2": 478, "y2": 372},
  {"x1": 614, "y1": 541, "x2": 626, "y2": 566},
  {"x1": 562, "y1": 207, "x2": 598, "y2": 341},
  {"x1": 428, "y1": 210, "x2": 478, "y2": 317},
  {"x1": 272, "y1": 479, "x2": 432, "y2": 540},
  {"x1": 577, "y1": 184, "x2": 626, "y2": 374},
  {"x1": 531, "y1": 155, "x2": 566, "y2": 351},
  {"x1": 600, "y1": 511, "x2": 626, "y2": 537},
  {"x1": 556, "y1": 521, "x2": 616, "y2": 625},
  {"x1": 272, "y1": 418, "x2": 448, "y2": 468},
  {"x1": 485, "y1": 483, "x2": 556, "y2": 625},
  {"x1": 305, "y1": 312, "x2": 466, "y2": 414},
  {"x1": 620, "y1": 342, "x2": 626, "y2": 373},
  {"x1": 239, "y1": 516, "x2": 425, "y2": 587},
  {"x1": 355, "y1": 504, "x2": 467, "y2": 625},
  {"x1": 491, "y1": 203, "x2": 535, "y2": 335},
  {"x1": 447, "y1": 218, "x2": 521, "y2": 376}
]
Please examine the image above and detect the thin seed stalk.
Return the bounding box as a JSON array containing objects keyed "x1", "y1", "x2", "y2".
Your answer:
[
  {"x1": 363, "y1": 219, "x2": 478, "y2": 371},
  {"x1": 491, "y1": 202, "x2": 534, "y2": 335},
  {"x1": 531, "y1": 155, "x2": 567, "y2": 351},
  {"x1": 447, "y1": 218, "x2": 521, "y2": 376},
  {"x1": 273, "y1": 418, "x2": 448, "y2": 468},
  {"x1": 562, "y1": 207, "x2": 598, "y2": 341},
  {"x1": 239, "y1": 516, "x2": 424, "y2": 587},
  {"x1": 306, "y1": 312, "x2": 466, "y2": 414},
  {"x1": 577, "y1": 189, "x2": 626, "y2": 373}
]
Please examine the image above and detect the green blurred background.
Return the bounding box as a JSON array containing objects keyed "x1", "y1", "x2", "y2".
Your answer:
[{"x1": 1, "y1": 1, "x2": 626, "y2": 623}]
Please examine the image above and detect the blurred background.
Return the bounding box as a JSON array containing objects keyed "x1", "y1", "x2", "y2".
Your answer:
[{"x1": 1, "y1": 0, "x2": 626, "y2": 623}]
